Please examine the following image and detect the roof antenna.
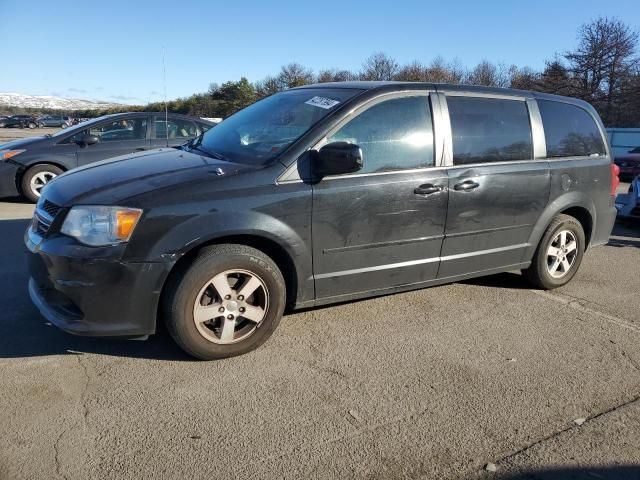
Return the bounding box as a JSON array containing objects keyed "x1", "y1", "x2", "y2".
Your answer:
[{"x1": 162, "y1": 47, "x2": 169, "y2": 147}]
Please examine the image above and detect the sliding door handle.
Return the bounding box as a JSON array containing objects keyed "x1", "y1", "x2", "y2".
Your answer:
[
  {"x1": 453, "y1": 180, "x2": 480, "y2": 191},
  {"x1": 414, "y1": 184, "x2": 444, "y2": 195}
]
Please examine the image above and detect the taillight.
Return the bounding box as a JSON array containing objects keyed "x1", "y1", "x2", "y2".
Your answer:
[{"x1": 611, "y1": 163, "x2": 620, "y2": 196}]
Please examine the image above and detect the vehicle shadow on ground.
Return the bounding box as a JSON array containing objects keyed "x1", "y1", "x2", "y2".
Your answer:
[
  {"x1": 0, "y1": 218, "x2": 192, "y2": 361},
  {"x1": 499, "y1": 466, "x2": 640, "y2": 479},
  {"x1": 607, "y1": 220, "x2": 640, "y2": 248}
]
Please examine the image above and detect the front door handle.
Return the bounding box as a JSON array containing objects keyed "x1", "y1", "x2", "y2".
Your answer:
[
  {"x1": 414, "y1": 184, "x2": 444, "y2": 195},
  {"x1": 453, "y1": 180, "x2": 480, "y2": 191}
]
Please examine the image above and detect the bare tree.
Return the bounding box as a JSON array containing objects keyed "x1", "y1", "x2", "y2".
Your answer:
[
  {"x1": 395, "y1": 61, "x2": 428, "y2": 81},
  {"x1": 277, "y1": 63, "x2": 314, "y2": 89},
  {"x1": 509, "y1": 65, "x2": 540, "y2": 90},
  {"x1": 254, "y1": 76, "x2": 282, "y2": 98},
  {"x1": 360, "y1": 52, "x2": 399, "y2": 81},
  {"x1": 425, "y1": 56, "x2": 464, "y2": 84},
  {"x1": 565, "y1": 17, "x2": 638, "y2": 125},
  {"x1": 316, "y1": 68, "x2": 357, "y2": 83},
  {"x1": 464, "y1": 60, "x2": 510, "y2": 87}
]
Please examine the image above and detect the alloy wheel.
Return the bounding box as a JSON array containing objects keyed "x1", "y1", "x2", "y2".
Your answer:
[
  {"x1": 192, "y1": 269, "x2": 269, "y2": 344},
  {"x1": 29, "y1": 171, "x2": 58, "y2": 198},
  {"x1": 546, "y1": 230, "x2": 578, "y2": 279}
]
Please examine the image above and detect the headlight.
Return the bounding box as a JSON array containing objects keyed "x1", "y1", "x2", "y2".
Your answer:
[
  {"x1": 0, "y1": 149, "x2": 25, "y2": 160},
  {"x1": 61, "y1": 206, "x2": 142, "y2": 246}
]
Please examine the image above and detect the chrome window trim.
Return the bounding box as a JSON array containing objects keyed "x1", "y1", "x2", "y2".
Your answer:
[
  {"x1": 441, "y1": 90, "x2": 528, "y2": 101},
  {"x1": 315, "y1": 166, "x2": 448, "y2": 182},
  {"x1": 527, "y1": 99, "x2": 547, "y2": 159}
]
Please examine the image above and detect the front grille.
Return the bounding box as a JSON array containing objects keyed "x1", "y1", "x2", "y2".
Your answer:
[
  {"x1": 32, "y1": 198, "x2": 61, "y2": 237},
  {"x1": 42, "y1": 199, "x2": 61, "y2": 218}
]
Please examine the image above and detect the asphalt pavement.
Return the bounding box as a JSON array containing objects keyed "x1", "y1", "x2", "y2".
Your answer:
[{"x1": 0, "y1": 188, "x2": 639, "y2": 479}]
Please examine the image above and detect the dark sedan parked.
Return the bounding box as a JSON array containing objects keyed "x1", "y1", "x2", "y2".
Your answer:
[
  {"x1": 0, "y1": 112, "x2": 214, "y2": 201},
  {"x1": 614, "y1": 146, "x2": 640, "y2": 181},
  {"x1": 0, "y1": 115, "x2": 38, "y2": 129}
]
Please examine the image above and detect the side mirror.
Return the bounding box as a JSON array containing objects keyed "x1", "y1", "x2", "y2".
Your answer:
[
  {"x1": 79, "y1": 134, "x2": 99, "y2": 146},
  {"x1": 315, "y1": 142, "x2": 363, "y2": 177}
]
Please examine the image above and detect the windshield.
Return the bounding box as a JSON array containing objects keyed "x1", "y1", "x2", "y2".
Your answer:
[{"x1": 195, "y1": 88, "x2": 361, "y2": 165}]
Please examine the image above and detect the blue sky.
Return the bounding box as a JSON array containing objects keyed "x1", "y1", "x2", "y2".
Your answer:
[{"x1": 1, "y1": 0, "x2": 638, "y2": 105}]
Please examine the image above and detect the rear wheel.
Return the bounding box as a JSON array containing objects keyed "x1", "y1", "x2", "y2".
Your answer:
[
  {"x1": 163, "y1": 244, "x2": 286, "y2": 360},
  {"x1": 27, "y1": 122, "x2": 37, "y2": 129},
  {"x1": 523, "y1": 214, "x2": 585, "y2": 289},
  {"x1": 21, "y1": 164, "x2": 63, "y2": 203}
]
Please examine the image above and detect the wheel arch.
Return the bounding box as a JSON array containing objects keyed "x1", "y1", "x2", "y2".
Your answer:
[
  {"x1": 525, "y1": 193, "x2": 596, "y2": 261},
  {"x1": 159, "y1": 233, "x2": 301, "y2": 315}
]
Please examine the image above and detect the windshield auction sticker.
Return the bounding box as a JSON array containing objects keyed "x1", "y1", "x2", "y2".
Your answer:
[{"x1": 305, "y1": 96, "x2": 340, "y2": 109}]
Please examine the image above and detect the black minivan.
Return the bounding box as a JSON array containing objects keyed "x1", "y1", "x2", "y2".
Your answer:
[
  {"x1": 0, "y1": 112, "x2": 213, "y2": 202},
  {"x1": 25, "y1": 82, "x2": 618, "y2": 359}
]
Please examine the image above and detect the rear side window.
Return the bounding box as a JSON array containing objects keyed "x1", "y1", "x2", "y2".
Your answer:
[
  {"x1": 538, "y1": 100, "x2": 606, "y2": 158},
  {"x1": 327, "y1": 95, "x2": 434, "y2": 173},
  {"x1": 447, "y1": 96, "x2": 533, "y2": 165},
  {"x1": 155, "y1": 118, "x2": 198, "y2": 139}
]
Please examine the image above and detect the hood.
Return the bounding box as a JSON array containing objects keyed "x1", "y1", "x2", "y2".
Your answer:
[
  {"x1": 43, "y1": 147, "x2": 258, "y2": 206},
  {"x1": 0, "y1": 136, "x2": 49, "y2": 149}
]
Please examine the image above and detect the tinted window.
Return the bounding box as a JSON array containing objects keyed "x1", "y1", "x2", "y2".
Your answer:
[
  {"x1": 328, "y1": 96, "x2": 434, "y2": 173},
  {"x1": 155, "y1": 118, "x2": 197, "y2": 139},
  {"x1": 448, "y1": 96, "x2": 533, "y2": 165},
  {"x1": 538, "y1": 100, "x2": 606, "y2": 158},
  {"x1": 88, "y1": 118, "x2": 147, "y2": 142}
]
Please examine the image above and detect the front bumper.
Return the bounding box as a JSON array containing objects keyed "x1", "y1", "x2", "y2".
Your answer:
[
  {"x1": 0, "y1": 161, "x2": 20, "y2": 198},
  {"x1": 26, "y1": 228, "x2": 172, "y2": 337}
]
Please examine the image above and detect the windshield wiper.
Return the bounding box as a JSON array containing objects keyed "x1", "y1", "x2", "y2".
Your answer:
[{"x1": 189, "y1": 144, "x2": 226, "y2": 161}]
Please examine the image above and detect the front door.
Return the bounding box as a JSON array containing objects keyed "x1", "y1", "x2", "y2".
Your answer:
[
  {"x1": 76, "y1": 116, "x2": 150, "y2": 166},
  {"x1": 438, "y1": 94, "x2": 550, "y2": 278},
  {"x1": 311, "y1": 93, "x2": 448, "y2": 300}
]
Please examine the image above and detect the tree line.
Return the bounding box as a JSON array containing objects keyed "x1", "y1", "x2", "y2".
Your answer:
[{"x1": 10, "y1": 17, "x2": 640, "y2": 127}]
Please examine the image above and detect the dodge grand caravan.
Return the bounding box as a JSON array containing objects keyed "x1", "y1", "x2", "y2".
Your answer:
[{"x1": 25, "y1": 82, "x2": 618, "y2": 360}]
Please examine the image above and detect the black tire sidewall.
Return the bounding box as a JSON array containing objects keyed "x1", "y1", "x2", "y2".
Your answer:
[
  {"x1": 533, "y1": 216, "x2": 585, "y2": 289},
  {"x1": 21, "y1": 165, "x2": 63, "y2": 203},
  {"x1": 165, "y1": 246, "x2": 286, "y2": 360}
]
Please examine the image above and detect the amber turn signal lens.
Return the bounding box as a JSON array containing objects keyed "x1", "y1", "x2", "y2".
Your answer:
[
  {"x1": 2, "y1": 150, "x2": 25, "y2": 160},
  {"x1": 115, "y1": 209, "x2": 142, "y2": 240}
]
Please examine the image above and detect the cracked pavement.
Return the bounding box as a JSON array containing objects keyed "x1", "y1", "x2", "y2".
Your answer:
[{"x1": 0, "y1": 199, "x2": 639, "y2": 480}]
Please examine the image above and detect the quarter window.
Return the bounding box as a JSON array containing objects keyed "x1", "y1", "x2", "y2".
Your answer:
[
  {"x1": 447, "y1": 96, "x2": 533, "y2": 165},
  {"x1": 327, "y1": 96, "x2": 434, "y2": 174},
  {"x1": 538, "y1": 100, "x2": 606, "y2": 158}
]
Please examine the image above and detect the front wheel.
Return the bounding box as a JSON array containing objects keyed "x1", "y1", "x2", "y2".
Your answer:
[
  {"x1": 523, "y1": 214, "x2": 585, "y2": 289},
  {"x1": 21, "y1": 164, "x2": 63, "y2": 203},
  {"x1": 27, "y1": 122, "x2": 37, "y2": 129},
  {"x1": 163, "y1": 244, "x2": 286, "y2": 360}
]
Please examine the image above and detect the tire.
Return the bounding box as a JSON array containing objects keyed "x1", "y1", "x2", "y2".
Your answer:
[
  {"x1": 61, "y1": 123, "x2": 68, "y2": 129},
  {"x1": 28, "y1": 122, "x2": 37, "y2": 129},
  {"x1": 523, "y1": 214, "x2": 585, "y2": 289},
  {"x1": 21, "y1": 164, "x2": 64, "y2": 203},
  {"x1": 163, "y1": 244, "x2": 286, "y2": 360}
]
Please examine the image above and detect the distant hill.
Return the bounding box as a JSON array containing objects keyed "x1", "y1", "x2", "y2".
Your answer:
[{"x1": 0, "y1": 92, "x2": 124, "y2": 110}]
